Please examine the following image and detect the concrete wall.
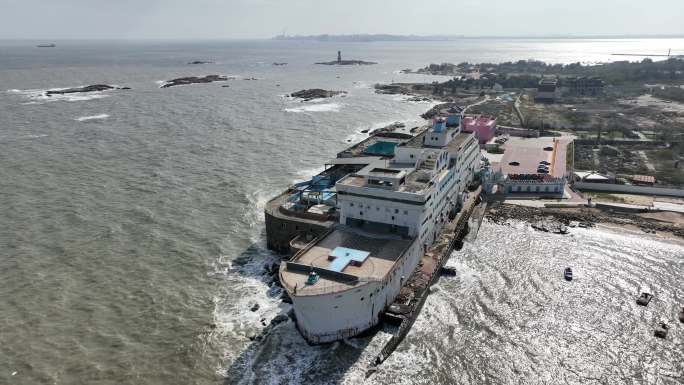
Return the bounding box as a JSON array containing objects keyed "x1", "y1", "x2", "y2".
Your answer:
[
  {"x1": 574, "y1": 182, "x2": 684, "y2": 197},
  {"x1": 573, "y1": 139, "x2": 655, "y2": 146},
  {"x1": 264, "y1": 210, "x2": 331, "y2": 253}
]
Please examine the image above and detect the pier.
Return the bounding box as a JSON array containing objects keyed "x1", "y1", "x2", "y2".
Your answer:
[{"x1": 367, "y1": 185, "x2": 482, "y2": 374}]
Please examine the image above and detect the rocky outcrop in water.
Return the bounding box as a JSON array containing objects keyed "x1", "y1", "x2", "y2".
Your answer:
[
  {"x1": 374, "y1": 83, "x2": 412, "y2": 95},
  {"x1": 315, "y1": 60, "x2": 376, "y2": 65},
  {"x1": 188, "y1": 60, "x2": 214, "y2": 65},
  {"x1": 160, "y1": 75, "x2": 229, "y2": 88},
  {"x1": 272, "y1": 62, "x2": 288, "y2": 66},
  {"x1": 46, "y1": 84, "x2": 128, "y2": 96},
  {"x1": 289, "y1": 88, "x2": 346, "y2": 101}
]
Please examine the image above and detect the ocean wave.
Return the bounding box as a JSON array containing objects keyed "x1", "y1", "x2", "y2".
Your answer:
[
  {"x1": 284, "y1": 103, "x2": 343, "y2": 113},
  {"x1": 293, "y1": 167, "x2": 326, "y2": 184},
  {"x1": 75, "y1": 114, "x2": 110, "y2": 122}
]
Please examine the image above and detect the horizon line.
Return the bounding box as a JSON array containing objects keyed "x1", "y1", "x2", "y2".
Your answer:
[{"x1": 2, "y1": 33, "x2": 684, "y2": 42}]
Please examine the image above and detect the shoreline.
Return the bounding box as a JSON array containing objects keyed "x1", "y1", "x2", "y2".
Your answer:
[{"x1": 486, "y1": 202, "x2": 684, "y2": 239}]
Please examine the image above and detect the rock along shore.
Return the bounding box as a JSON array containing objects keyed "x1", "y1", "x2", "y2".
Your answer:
[{"x1": 486, "y1": 203, "x2": 684, "y2": 238}]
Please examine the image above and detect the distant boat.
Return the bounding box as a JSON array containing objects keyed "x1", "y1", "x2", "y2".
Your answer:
[
  {"x1": 36, "y1": 43, "x2": 56, "y2": 48},
  {"x1": 564, "y1": 267, "x2": 573, "y2": 281}
]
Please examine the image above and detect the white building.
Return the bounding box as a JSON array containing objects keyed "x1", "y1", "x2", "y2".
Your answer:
[{"x1": 279, "y1": 118, "x2": 481, "y2": 343}]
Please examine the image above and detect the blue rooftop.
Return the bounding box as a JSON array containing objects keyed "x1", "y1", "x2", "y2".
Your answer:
[{"x1": 328, "y1": 247, "x2": 370, "y2": 272}]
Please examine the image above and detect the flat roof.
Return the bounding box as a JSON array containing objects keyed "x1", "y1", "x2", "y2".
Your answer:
[
  {"x1": 498, "y1": 137, "x2": 568, "y2": 177},
  {"x1": 281, "y1": 226, "x2": 413, "y2": 295}
]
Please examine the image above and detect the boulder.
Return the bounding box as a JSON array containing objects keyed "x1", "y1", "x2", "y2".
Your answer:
[{"x1": 270, "y1": 314, "x2": 289, "y2": 326}]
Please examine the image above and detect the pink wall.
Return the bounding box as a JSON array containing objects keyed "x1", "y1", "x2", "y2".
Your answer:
[{"x1": 462, "y1": 116, "x2": 496, "y2": 146}]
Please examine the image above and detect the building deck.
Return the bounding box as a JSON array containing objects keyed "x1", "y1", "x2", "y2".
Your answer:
[{"x1": 281, "y1": 226, "x2": 413, "y2": 296}]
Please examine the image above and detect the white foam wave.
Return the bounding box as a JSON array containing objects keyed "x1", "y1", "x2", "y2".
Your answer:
[
  {"x1": 284, "y1": 103, "x2": 342, "y2": 113},
  {"x1": 352, "y1": 81, "x2": 371, "y2": 89},
  {"x1": 75, "y1": 114, "x2": 110, "y2": 122},
  {"x1": 243, "y1": 189, "x2": 272, "y2": 233},
  {"x1": 293, "y1": 167, "x2": 325, "y2": 184}
]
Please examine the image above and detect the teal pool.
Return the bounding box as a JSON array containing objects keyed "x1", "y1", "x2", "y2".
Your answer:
[{"x1": 363, "y1": 141, "x2": 397, "y2": 156}]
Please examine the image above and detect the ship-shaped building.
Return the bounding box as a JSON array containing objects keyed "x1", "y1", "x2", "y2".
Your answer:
[{"x1": 268, "y1": 116, "x2": 481, "y2": 343}]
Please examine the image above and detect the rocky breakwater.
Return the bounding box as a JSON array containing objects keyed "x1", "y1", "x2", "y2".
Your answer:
[
  {"x1": 289, "y1": 88, "x2": 346, "y2": 101},
  {"x1": 46, "y1": 84, "x2": 130, "y2": 96},
  {"x1": 160, "y1": 75, "x2": 231, "y2": 88}
]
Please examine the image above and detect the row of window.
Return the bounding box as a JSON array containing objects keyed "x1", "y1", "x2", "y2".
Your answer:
[
  {"x1": 349, "y1": 202, "x2": 409, "y2": 216},
  {"x1": 508, "y1": 184, "x2": 561, "y2": 193}
]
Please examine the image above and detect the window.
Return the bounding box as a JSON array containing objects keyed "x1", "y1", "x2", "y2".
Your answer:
[
  {"x1": 391, "y1": 216, "x2": 395, "y2": 220},
  {"x1": 360, "y1": 297, "x2": 364, "y2": 301},
  {"x1": 376, "y1": 207, "x2": 380, "y2": 211},
  {"x1": 395, "y1": 209, "x2": 399, "y2": 214},
  {"x1": 350, "y1": 202, "x2": 354, "y2": 207},
  {"x1": 410, "y1": 154, "x2": 414, "y2": 159},
  {"x1": 404, "y1": 210, "x2": 408, "y2": 215},
  {"x1": 359, "y1": 211, "x2": 363, "y2": 216}
]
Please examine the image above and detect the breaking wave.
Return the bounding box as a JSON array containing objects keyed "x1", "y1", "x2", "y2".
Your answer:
[
  {"x1": 284, "y1": 103, "x2": 343, "y2": 113},
  {"x1": 75, "y1": 114, "x2": 110, "y2": 122}
]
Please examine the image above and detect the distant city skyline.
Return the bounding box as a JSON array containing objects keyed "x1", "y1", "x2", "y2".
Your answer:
[{"x1": 1, "y1": 0, "x2": 683, "y2": 40}]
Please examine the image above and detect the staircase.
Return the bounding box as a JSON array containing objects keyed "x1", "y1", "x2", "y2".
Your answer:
[{"x1": 419, "y1": 153, "x2": 437, "y2": 171}]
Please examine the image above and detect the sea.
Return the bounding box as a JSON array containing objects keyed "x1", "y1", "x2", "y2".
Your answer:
[{"x1": 0, "y1": 38, "x2": 682, "y2": 385}]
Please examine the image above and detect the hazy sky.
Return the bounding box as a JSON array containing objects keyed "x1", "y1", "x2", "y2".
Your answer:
[{"x1": 1, "y1": 0, "x2": 683, "y2": 39}]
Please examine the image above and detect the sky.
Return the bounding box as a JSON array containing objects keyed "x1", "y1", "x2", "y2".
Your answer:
[{"x1": 0, "y1": 0, "x2": 683, "y2": 40}]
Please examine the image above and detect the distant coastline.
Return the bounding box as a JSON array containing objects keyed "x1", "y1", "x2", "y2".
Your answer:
[{"x1": 272, "y1": 33, "x2": 684, "y2": 42}]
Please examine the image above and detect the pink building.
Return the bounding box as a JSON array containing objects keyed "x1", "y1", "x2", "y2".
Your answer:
[{"x1": 462, "y1": 115, "x2": 496, "y2": 147}]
